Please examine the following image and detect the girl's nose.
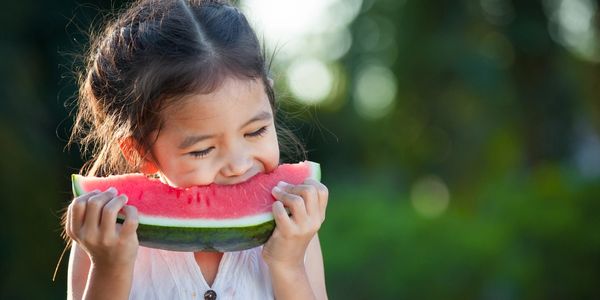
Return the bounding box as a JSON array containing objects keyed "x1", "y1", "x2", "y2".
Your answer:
[{"x1": 221, "y1": 151, "x2": 253, "y2": 178}]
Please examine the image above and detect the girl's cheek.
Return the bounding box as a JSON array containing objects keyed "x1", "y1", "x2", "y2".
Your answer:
[
  {"x1": 265, "y1": 142, "x2": 280, "y2": 171},
  {"x1": 162, "y1": 161, "x2": 213, "y2": 187},
  {"x1": 189, "y1": 162, "x2": 218, "y2": 186}
]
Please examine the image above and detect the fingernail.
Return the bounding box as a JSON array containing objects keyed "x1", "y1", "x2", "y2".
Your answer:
[
  {"x1": 120, "y1": 195, "x2": 128, "y2": 203},
  {"x1": 272, "y1": 186, "x2": 282, "y2": 194},
  {"x1": 277, "y1": 181, "x2": 288, "y2": 188},
  {"x1": 108, "y1": 187, "x2": 117, "y2": 194}
]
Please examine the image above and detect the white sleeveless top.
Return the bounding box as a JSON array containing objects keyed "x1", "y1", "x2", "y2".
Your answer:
[{"x1": 130, "y1": 246, "x2": 274, "y2": 300}]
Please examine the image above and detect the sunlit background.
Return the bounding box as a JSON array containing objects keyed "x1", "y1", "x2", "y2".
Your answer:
[{"x1": 1, "y1": 0, "x2": 599, "y2": 299}]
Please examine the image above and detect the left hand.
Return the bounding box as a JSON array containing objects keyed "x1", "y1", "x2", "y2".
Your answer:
[{"x1": 262, "y1": 178, "x2": 328, "y2": 269}]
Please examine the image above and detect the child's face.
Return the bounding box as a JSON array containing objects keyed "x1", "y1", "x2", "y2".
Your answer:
[{"x1": 149, "y1": 77, "x2": 280, "y2": 188}]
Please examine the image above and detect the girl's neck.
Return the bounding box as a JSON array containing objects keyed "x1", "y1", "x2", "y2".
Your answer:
[{"x1": 193, "y1": 251, "x2": 224, "y2": 287}]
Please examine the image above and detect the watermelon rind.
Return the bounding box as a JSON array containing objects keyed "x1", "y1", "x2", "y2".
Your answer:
[
  {"x1": 123, "y1": 219, "x2": 275, "y2": 252},
  {"x1": 71, "y1": 174, "x2": 85, "y2": 198},
  {"x1": 308, "y1": 161, "x2": 321, "y2": 182},
  {"x1": 70, "y1": 161, "x2": 321, "y2": 252}
]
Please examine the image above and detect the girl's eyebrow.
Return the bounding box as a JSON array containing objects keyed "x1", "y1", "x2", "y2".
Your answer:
[
  {"x1": 240, "y1": 110, "x2": 272, "y2": 129},
  {"x1": 178, "y1": 134, "x2": 214, "y2": 149},
  {"x1": 178, "y1": 110, "x2": 272, "y2": 149}
]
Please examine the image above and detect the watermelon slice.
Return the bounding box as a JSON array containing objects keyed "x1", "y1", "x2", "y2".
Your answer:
[{"x1": 71, "y1": 161, "x2": 320, "y2": 252}]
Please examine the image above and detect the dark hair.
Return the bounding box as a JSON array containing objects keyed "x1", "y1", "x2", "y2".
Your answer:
[{"x1": 70, "y1": 0, "x2": 304, "y2": 176}]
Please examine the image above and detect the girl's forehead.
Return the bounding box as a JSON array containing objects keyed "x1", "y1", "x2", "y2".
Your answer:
[{"x1": 161, "y1": 77, "x2": 271, "y2": 128}]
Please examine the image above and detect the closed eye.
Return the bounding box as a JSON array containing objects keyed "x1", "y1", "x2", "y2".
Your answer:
[
  {"x1": 245, "y1": 126, "x2": 268, "y2": 138},
  {"x1": 188, "y1": 147, "x2": 215, "y2": 158}
]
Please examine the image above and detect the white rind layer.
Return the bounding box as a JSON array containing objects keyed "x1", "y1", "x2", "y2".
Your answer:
[
  {"x1": 125, "y1": 211, "x2": 275, "y2": 228},
  {"x1": 309, "y1": 161, "x2": 321, "y2": 181}
]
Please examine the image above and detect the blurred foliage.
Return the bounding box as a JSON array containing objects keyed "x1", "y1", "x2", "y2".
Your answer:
[{"x1": 0, "y1": 0, "x2": 599, "y2": 299}]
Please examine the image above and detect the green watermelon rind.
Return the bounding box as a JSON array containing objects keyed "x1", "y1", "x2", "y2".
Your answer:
[
  {"x1": 309, "y1": 161, "x2": 321, "y2": 182},
  {"x1": 123, "y1": 219, "x2": 276, "y2": 252},
  {"x1": 72, "y1": 174, "x2": 85, "y2": 198},
  {"x1": 71, "y1": 162, "x2": 321, "y2": 252}
]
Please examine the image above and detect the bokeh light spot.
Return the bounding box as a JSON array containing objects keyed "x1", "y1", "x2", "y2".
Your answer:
[
  {"x1": 353, "y1": 62, "x2": 397, "y2": 119},
  {"x1": 287, "y1": 58, "x2": 333, "y2": 104},
  {"x1": 410, "y1": 175, "x2": 450, "y2": 218},
  {"x1": 479, "y1": 31, "x2": 515, "y2": 68},
  {"x1": 544, "y1": 0, "x2": 600, "y2": 62}
]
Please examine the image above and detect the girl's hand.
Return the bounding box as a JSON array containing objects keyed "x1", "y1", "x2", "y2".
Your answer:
[
  {"x1": 262, "y1": 179, "x2": 328, "y2": 269},
  {"x1": 65, "y1": 187, "x2": 139, "y2": 270}
]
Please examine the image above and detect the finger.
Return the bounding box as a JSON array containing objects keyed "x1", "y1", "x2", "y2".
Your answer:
[
  {"x1": 69, "y1": 190, "x2": 101, "y2": 240},
  {"x1": 272, "y1": 201, "x2": 293, "y2": 230},
  {"x1": 85, "y1": 187, "x2": 118, "y2": 228},
  {"x1": 272, "y1": 186, "x2": 308, "y2": 223},
  {"x1": 119, "y1": 205, "x2": 139, "y2": 238},
  {"x1": 100, "y1": 194, "x2": 128, "y2": 234},
  {"x1": 280, "y1": 181, "x2": 320, "y2": 219},
  {"x1": 305, "y1": 179, "x2": 329, "y2": 221}
]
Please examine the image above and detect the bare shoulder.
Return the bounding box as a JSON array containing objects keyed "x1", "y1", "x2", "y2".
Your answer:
[{"x1": 305, "y1": 234, "x2": 328, "y2": 300}]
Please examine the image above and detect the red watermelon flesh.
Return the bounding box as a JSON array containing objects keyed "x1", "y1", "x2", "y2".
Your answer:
[{"x1": 71, "y1": 161, "x2": 321, "y2": 252}]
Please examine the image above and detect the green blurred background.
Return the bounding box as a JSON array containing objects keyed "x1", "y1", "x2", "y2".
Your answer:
[{"x1": 1, "y1": 0, "x2": 599, "y2": 299}]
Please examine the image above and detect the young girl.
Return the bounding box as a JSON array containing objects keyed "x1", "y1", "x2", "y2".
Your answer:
[{"x1": 64, "y1": 0, "x2": 328, "y2": 299}]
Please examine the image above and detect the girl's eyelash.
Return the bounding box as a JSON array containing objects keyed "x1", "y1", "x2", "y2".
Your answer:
[
  {"x1": 188, "y1": 147, "x2": 214, "y2": 158},
  {"x1": 245, "y1": 126, "x2": 268, "y2": 138},
  {"x1": 188, "y1": 127, "x2": 267, "y2": 158}
]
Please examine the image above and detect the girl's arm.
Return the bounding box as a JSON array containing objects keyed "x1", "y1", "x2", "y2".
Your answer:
[
  {"x1": 67, "y1": 242, "x2": 90, "y2": 300},
  {"x1": 264, "y1": 179, "x2": 329, "y2": 300},
  {"x1": 65, "y1": 189, "x2": 139, "y2": 300},
  {"x1": 305, "y1": 235, "x2": 327, "y2": 299},
  {"x1": 68, "y1": 242, "x2": 137, "y2": 300},
  {"x1": 268, "y1": 234, "x2": 327, "y2": 300}
]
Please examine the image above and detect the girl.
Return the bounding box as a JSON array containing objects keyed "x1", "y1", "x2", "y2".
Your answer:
[{"x1": 64, "y1": 0, "x2": 328, "y2": 299}]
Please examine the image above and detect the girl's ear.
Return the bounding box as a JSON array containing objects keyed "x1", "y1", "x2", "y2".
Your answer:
[
  {"x1": 267, "y1": 77, "x2": 274, "y2": 87},
  {"x1": 119, "y1": 137, "x2": 159, "y2": 174}
]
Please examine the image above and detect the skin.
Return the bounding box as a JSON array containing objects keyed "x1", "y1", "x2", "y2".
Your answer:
[{"x1": 66, "y1": 77, "x2": 328, "y2": 300}]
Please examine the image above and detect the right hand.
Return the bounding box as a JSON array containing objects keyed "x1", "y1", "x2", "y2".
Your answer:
[{"x1": 65, "y1": 187, "x2": 139, "y2": 269}]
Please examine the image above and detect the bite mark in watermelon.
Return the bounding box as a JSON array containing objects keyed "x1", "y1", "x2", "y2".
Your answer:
[{"x1": 71, "y1": 161, "x2": 320, "y2": 252}]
